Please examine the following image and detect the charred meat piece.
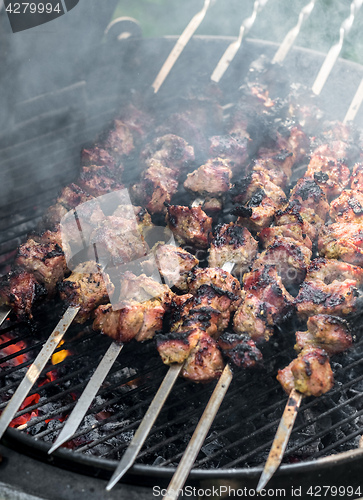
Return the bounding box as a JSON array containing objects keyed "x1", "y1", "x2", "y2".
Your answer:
[
  {"x1": 277, "y1": 346, "x2": 334, "y2": 397},
  {"x1": 15, "y1": 239, "x2": 68, "y2": 294},
  {"x1": 233, "y1": 266, "x2": 294, "y2": 343},
  {"x1": 187, "y1": 267, "x2": 241, "y2": 306},
  {"x1": 209, "y1": 134, "x2": 249, "y2": 176},
  {"x1": 0, "y1": 270, "x2": 46, "y2": 320},
  {"x1": 143, "y1": 243, "x2": 199, "y2": 291},
  {"x1": 141, "y1": 134, "x2": 195, "y2": 175},
  {"x1": 295, "y1": 314, "x2": 352, "y2": 356},
  {"x1": 59, "y1": 261, "x2": 112, "y2": 323},
  {"x1": 131, "y1": 161, "x2": 178, "y2": 214},
  {"x1": 56, "y1": 183, "x2": 94, "y2": 210},
  {"x1": 306, "y1": 258, "x2": 363, "y2": 286},
  {"x1": 79, "y1": 165, "x2": 124, "y2": 197},
  {"x1": 218, "y1": 332, "x2": 262, "y2": 369},
  {"x1": 304, "y1": 155, "x2": 350, "y2": 200},
  {"x1": 102, "y1": 119, "x2": 135, "y2": 159},
  {"x1": 81, "y1": 146, "x2": 118, "y2": 170},
  {"x1": 118, "y1": 103, "x2": 154, "y2": 142},
  {"x1": 166, "y1": 205, "x2": 212, "y2": 248},
  {"x1": 296, "y1": 279, "x2": 359, "y2": 320},
  {"x1": 117, "y1": 272, "x2": 174, "y2": 307},
  {"x1": 350, "y1": 162, "x2": 363, "y2": 192},
  {"x1": 275, "y1": 202, "x2": 324, "y2": 243},
  {"x1": 183, "y1": 158, "x2": 232, "y2": 198},
  {"x1": 89, "y1": 216, "x2": 149, "y2": 266},
  {"x1": 289, "y1": 178, "x2": 329, "y2": 221},
  {"x1": 329, "y1": 190, "x2": 363, "y2": 224},
  {"x1": 312, "y1": 121, "x2": 360, "y2": 163},
  {"x1": 156, "y1": 328, "x2": 200, "y2": 366},
  {"x1": 318, "y1": 223, "x2": 363, "y2": 266},
  {"x1": 208, "y1": 223, "x2": 258, "y2": 279},
  {"x1": 181, "y1": 330, "x2": 224, "y2": 382},
  {"x1": 252, "y1": 237, "x2": 312, "y2": 288},
  {"x1": 231, "y1": 168, "x2": 287, "y2": 231},
  {"x1": 259, "y1": 224, "x2": 313, "y2": 251},
  {"x1": 93, "y1": 298, "x2": 166, "y2": 343}
]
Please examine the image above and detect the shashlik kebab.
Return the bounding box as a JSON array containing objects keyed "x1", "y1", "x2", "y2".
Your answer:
[{"x1": 257, "y1": 113, "x2": 363, "y2": 489}]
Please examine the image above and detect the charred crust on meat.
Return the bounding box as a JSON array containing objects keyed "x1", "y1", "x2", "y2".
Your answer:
[
  {"x1": 314, "y1": 171, "x2": 329, "y2": 183},
  {"x1": 294, "y1": 179, "x2": 324, "y2": 202},
  {"x1": 212, "y1": 224, "x2": 246, "y2": 248},
  {"x1": 231, "y1": 205, "x2": 253, "y2": 218}
]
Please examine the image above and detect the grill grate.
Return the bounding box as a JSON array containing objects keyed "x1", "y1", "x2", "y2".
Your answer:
[{"x1": 1, "y1": 305, "x2": 363, "y2": 472}]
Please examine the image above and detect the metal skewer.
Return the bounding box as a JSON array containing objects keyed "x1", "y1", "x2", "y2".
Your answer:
[
  {"x1": 312, "y1": 0, "x2": 363, "y2": 95},
  {"x1": 48, "y1": 340, "x2": 123, "y2": 454},
  {"x1": 256, "y1": 76, "x2": 363, "y2": 491},
  {"x1": 211, "y1": 0, "x2": 269, "y2": 83},
  {"x1": 163, "y1": 364, "x2": 233, "y2": 500},
  {"x1": 0, "y1": 305, "x2": 80, "y2": 440},
  {"x1": 0, "y1": 307, "x2": 11, "y2": 327},
  {"x1": 152, "y1": 0, "x2": 214, "y2": 93},
  {"x1": 272, "y1": 0, "x2": 316, "y2": 65}
]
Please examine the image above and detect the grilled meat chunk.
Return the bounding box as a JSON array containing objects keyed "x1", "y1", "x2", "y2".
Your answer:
[
  {"x1": 295, "y1": 314, "x2": 352, "y2": 356},
  {"x1": 117, "y1": 272, "x2": 174, "y2": 306},
  {"x1": 275, "y1": 202, "x2": 324, "y2": 242},
  {"x1": 15, "y1": 239, "x2": 67, "y2": 294},
  {"x1": 218, "y1": 332, "x2": 262, "y2": 369},
  {"x1": 233, "y1": 266, "x2": 294, "y2": 343},
  {"x1": 258, "y1": 224, "x2": 312, "y2": 251},
  {"x1": 141, "y1": 134, "x2": 195, "y2": 175},
  {"x1": 0, "y1": 270, "x2": 46, "y2": 320},
  {"x1": 56, "y1": 183, "x2": 94, "y2": 210},
  {"x1": 102, "y1": 119, "x2": 135, "y2": 159},
  {"x1": 252, "y1": 237, "x2": 312, "y2": 288},
  {"x1": 143, "y1": 243, "x2": 199, "y2": 291},
  {"x1": 208, "y1": 223, "x2": 258, "y2": 279},
  {"x1": 132, "y1": 161, "x2": 178, "y2": 214},
  {"x1": 93, "y1": 298, "x2": 166, "y2": 343},
  {"x1": 166, "y1": 205, "x2": 212, "y2": 248},
  {"x1": 312, "y1": 121, "x2": 360, "y2": 163},
  {"x1": 181, "y1": 330, "x2": 224, "y2": 382},
  {"x1": 156, "y1": 327, "x2": 200, "y2": 366},
  {"x1": 329, "y1": 190, "x2": 363, "y2": 224},
  {"x1": 59, "y1": 261, "x2": 112, "y2": 323},
  {"x1": 79, "y1": 165, "x2": 124, "y2": 197},
  {"x1": 277, "y1": 347, "x2": 334, "y2": 397},
  {"x1": 289, "y1": 178, "x2": 329, "y2": 221},
  {"x1": 304, "y1": 155, "x2": 350, "y2": 200},
  {"x1": 89, "y1": 216, "x2": 149, "y2": 266},
  {"x1": 318, "y1": 222, "x2": 363, "y2": 266},
  {"x1": 81, "y1": 146, "x2": 118, "y2": 170},
  {"x1": 187, "y1": 267, "x2": 241, "y2": 305},
  {"x1": 306, "y1": 258, "x2": 363, "y2": 286},
  {"x1": 350, "y1": 162, "x2": 363, "y2": 192},
  {"x1": 183, "y1": 158, "x2": 232, "y2": 197},
  {"x1": 209, "y1": 134, "x2": 249, "y2": 175},
  {"x1": 231, "y1": 168, "x2": 287, "y2": 231}
]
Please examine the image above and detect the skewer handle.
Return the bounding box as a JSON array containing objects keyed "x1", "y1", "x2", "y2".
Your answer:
[
  {"x1": 272, "y1": 0, "x2": 316, "y2": 65},
  {"x1": 106, "y1": 363, "x2": 183, "y2": 490},
  {"x1": 163, "y1": 364, "x2": 233, "y2": 500},
  {"x1": 312, "y1": 0, "x2": 363, "y2": 95},
  {"x1": 48, "y1": 340, "x2": 123, "y2": 454},
  {"x1": 256, "y1": 388, "x2": 302, "y2": 492},
  {"x1": 343, "y1": 77, "x2": 363, "y2": 124},
  {"x1": 0, "y1": 305, "x2": 80, "y2": 441},
  {"x1": 152, "y1": 0, "x2": 213, "y2": 93},
  {"x1": 211, "y1": 0, "x2": 269, "y2": 83}
]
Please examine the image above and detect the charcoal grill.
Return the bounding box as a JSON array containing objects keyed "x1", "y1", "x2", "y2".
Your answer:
[{"x1": 2, "y1": 6, "x2": 363, "y2": 498}]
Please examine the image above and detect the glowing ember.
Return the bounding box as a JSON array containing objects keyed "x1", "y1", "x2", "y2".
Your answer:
[{"x1": 0, "y1": 333, "x2": 27, "y2": 366}]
